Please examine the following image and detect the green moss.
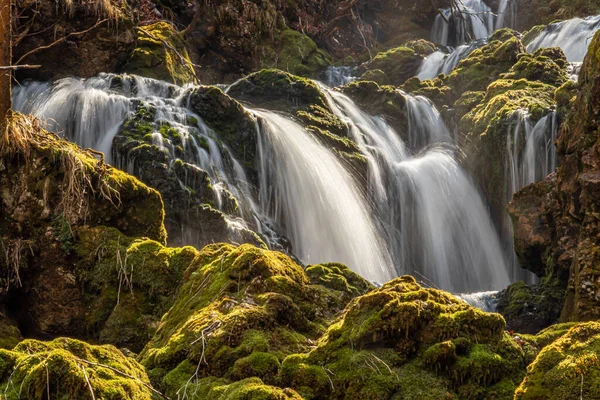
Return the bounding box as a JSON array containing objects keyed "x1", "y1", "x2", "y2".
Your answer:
[
  {"x1": 75, "y1": 226, "x2": 197, "y2": 351},
  {"x1": 515, "y1": 322, "x2": 600, "y2": 399},
  {"x1": 233, "y1": 352, "x2": 281, "y2": 383},
  {"x1": 260, "y1": 27, "x2": 331, "y2": 78},
  {"x1": 126, "y1": 22, "x2": 196, "y2": 85},
  {"x1": 359, "y1": 69, "x2": 389, "y2": 85},
  {"x1": 365, "y1": 46, "x2": 423, "y2": 85},
  {"x1": 0, "y1": 338, "x2": 154, "y2": 399},
  {"x1": 139, "y1": 243, "x2": 364, "y2": 395},
  {"x1": 281, "y1": 276, "x2": 525, "y2": 399},
  {"x1": 404, "y1": 39, "x2": 437, "y2": 56},
  {"x1": 500, "y1": 49, "x2": 568, "y2": 87},
  {"x1": 228, "y1": 69, "x2": 328, "y2": 112}
]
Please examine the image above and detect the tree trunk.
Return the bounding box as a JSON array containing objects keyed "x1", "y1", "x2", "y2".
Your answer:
[{"x1": 0, "y1": 0, "x2": 12, "y2": 127}]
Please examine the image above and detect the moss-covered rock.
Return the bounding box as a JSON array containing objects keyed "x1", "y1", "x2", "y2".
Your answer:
[
  {"x1": 460, "y1": 78, "x2": 557, "y2": 223},
  {"x1": 228, "y1": 69, "x2": 364, "y2": 167},
  {"x1": 139, "y1": 243, "x2": 371, "y2": 397},
  {"x1": 0, "y1": 313, "x2": 21, "y2": 350},
  {"x1": 126, "y1": 22, "x2": 196, "y2": 85},
  {"x1": 259, "y1": 28, "x2": 331, "y2": 78},
  {"x1": 340, "y1": 80, "x2": 409, "y2": 139},
  {"x1": 508, "y1": 30, "x2": 600, "y2": 324},
  {"x1": 0, "y1": 337, "x2": 155, "y2": 399},
  {"x1": 447, "y1": 36, "x2": 525, "y2": 96},
  {"x1": 515, "y1": 322, "x2": 600, "y2": 399},
  {"x1": 500, "y1": 48, "x2": 569, "y2": 87},
  {"x1": 362, "y1": 46, "x2": 423, "y2": 86},
  {"x1": 281, "y1": 276, "x2": 526, "y2": 399}
]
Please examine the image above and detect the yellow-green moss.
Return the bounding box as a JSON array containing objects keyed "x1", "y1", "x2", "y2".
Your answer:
[
  {"x1": 365, "y1": 46, "x2": 423, "y2": 85},
  {"x1": 126, "y1": 22, "x2": 195, "y2": 85},
  {"x1": 0, "y1": 338, "x2": 154, "y2": 400},
  {"x1": 515, "y1": 322, "x2": 600, "y2": 399}
]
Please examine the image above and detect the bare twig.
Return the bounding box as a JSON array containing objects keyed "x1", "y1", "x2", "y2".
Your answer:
[{"x1": 15, "y1": 19, "x2": 109, "y2": 65}]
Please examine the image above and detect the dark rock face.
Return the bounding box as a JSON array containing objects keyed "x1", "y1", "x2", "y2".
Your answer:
[
  {"x1": 509, "y1": 30, "x2": 600, "y2": 324},
  {"x1": 13, "y1": 0, "x2": 136, "y2": 81}
]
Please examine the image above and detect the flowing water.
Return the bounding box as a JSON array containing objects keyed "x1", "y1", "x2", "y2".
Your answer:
[
  {"x1": 527, "y1": 15, "x2": 600, "y2": 62},
  {"x1": 417, "y1": 40, "x2": 486, "y2": 80},
  {"x1": 254, "y1": 110, "x2": 393, "y2": 282},
  {"x1": 502, "y1": 110, "x2": 558, "y2": 283},
  {"x1": 431, "y1": 0, "x2": 495, "y2": 46},
  {"x1": 495, "y1": 0, "x2": 517, "y2": 30},
  {"x1": 456, "y1": 291, "x2": 499, "y2": 312},
  {"x1": 324, "y1": 88, "x2": 510, "y2": 292},
  {"x1": 325, "y1": 66, "x2": 357, "y2": 87}
]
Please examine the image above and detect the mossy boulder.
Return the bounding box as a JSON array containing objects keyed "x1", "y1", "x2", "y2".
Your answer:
[
  {"x1": 447, "y1": 36, "x2": 526, "y2": 96},
  {"x1": 500, "y1": 48, "x2": 569, "y2": 87},
  {"x1": 404, "y1": 39, "x2": 437, "y2": 56},
  {"x1": 228, "y1": 69, "x2": 364, "y2": 167},
  {"x1": 460, "y1": 78, "x2": 557, "y2": 223},
  {"x1": 360, "y1": 69, "x2": 389, "y2": 85},
  {"x1": 228, "y1": 69, "x2": 328, "y2": 113},
  {"x1": 281, "y1": 276, "x2": 527, "y2": 399},
  {"x1": 0, "y1": 338, "x2": 155, "y2": 399},
  {"x1": 515, "y1": 322, "x2": 600, "y2": 399},
  {"x1": 259, "y1": 27, "x2": 331, "y2": 78},
  {"x1": 363, "y1": 46, "x2": 423, "y2": 86},
  {"x1": 340, "y1": 80, "x2": 409, "y2": 140},
  {"x1": 139, "y1": 243, "x2": 371, "y2": 397},
  {"x1": 112, "y1": 86, "x2": 263, "y2": 249},
  {"x1": 187, "y1": 85, "x2": 258, "y2": 173},
  {"x1": 0, "y1": 313, "x2": 21, "y2": 350},
  {"x1": 126, "y1": 22, "x2": 196, "y2": 85}
]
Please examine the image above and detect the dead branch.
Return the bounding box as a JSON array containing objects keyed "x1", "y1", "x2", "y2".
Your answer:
[
  {"x1": 15, "y1": 18, "x2": 108, "y2": 65},
  {"x1": 0, "y1": 64, "x2": 40, "y2": 69}
]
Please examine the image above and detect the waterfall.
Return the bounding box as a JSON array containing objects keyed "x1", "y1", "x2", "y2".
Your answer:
[
  {"x1": 455, "y1": 291, "x2": 499, "y2": 312},
  {"x1": 431, "y1": 0, "x2": 495, "y2": 46},
  {"x1": 527, "y1": 15, "x2": 600, "y2": 62},
  {"x1": 404, "y1": 94, "x2": 451, "y2": 148},
  {"x1": 253, "y1": 110, "x2": 393, "y2": 282},
  {"x1": 324, "y1": 88, "x2": 510, "y2": 292},
  {"x1": 495, "y1": 0, "x2": 517, "y2": 30},
  {"x1": 503, "y1": 110, "x2": 558, "y2": 282},
  {"x1": 417, "y1": 40, "x2": 486, "y2": 81},
  {"x1": 325, "y1": 66, "x2": 357, "y2": 87}
]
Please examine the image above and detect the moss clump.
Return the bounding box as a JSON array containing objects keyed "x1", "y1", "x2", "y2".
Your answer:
[
  {"x1": 404, "y1": 39, "x2": 437, "y2": 56},
  {"x1": 282, "y1": 276, "x2": 526, "y2": 399},
  {"x1": 227, "y1": 69, "x2": 328, "y2": 113},
  {"x1": 515, "y1": 322, "x2": 600, "y2": 399},
  {"x1": 500, "y1": 49, "x2": 569, "y2": 87},
  {"x1": 0, "y1": 338, "x2": 155, "y2": 399},
  {"x1": 139, "y1": 244, "x2": 364, "y2": 397},
  {"x1": 75, "y1": 226, "x2": 198, "y2": 351},
  {"x1": 359, "y1": 69, "x2": 389, "y2": 85},
  {"x1": 364, "y1": 46, "x2": 423, "y2": 86},
  {"x1": 447, "y1": 36, "x2": 525, "y2": 95},
  {"x1": 0, "y1": 314, "x2": 21, "y2": 350},
  {"x1": 260, "y1": 27, "x2": 331, "y2": 78},
  {"x1": 126, "y1": 22, "x2": 195, "y2": 85}
]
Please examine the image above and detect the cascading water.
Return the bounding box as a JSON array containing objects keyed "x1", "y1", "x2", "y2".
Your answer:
[
  {"x1": 527, "y1": 15, "x2": 600, "y2": 62},
  {"x1": 503, "y1": 110, "x2": 558, "y2": 282},
  {"x1": 325, "y1": 66, "x2": 357, "y2": 87},
  {"x1": 253, "y1": 110, "x2": 393, "y2": 283},
  {"x1": 456, "y1": 291, "x2": 499, "y2": 312},
  {"x1": 431, "y1": 0, "x2": 495, "y2": 46},
  {"x1": 495, "y1": 0, "x2": 517, "y2": 30},
  {"x1": 14, "y1": 72, "x2": 517, "y2": 292},
  {"x1": 417, "y1": 40, "x2": 486, "y2": 80},
  {"x1": 324, "y1": 88, "x2": 510, "y2": 292},
  {"x1": 12, "y1": 74, "x2": 261, "y2": 245}
]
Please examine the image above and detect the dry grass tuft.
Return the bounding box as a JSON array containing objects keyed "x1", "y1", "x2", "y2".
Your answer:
[{"x1": 1, "y1": 112, "x2": 120, "y2": 224}]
